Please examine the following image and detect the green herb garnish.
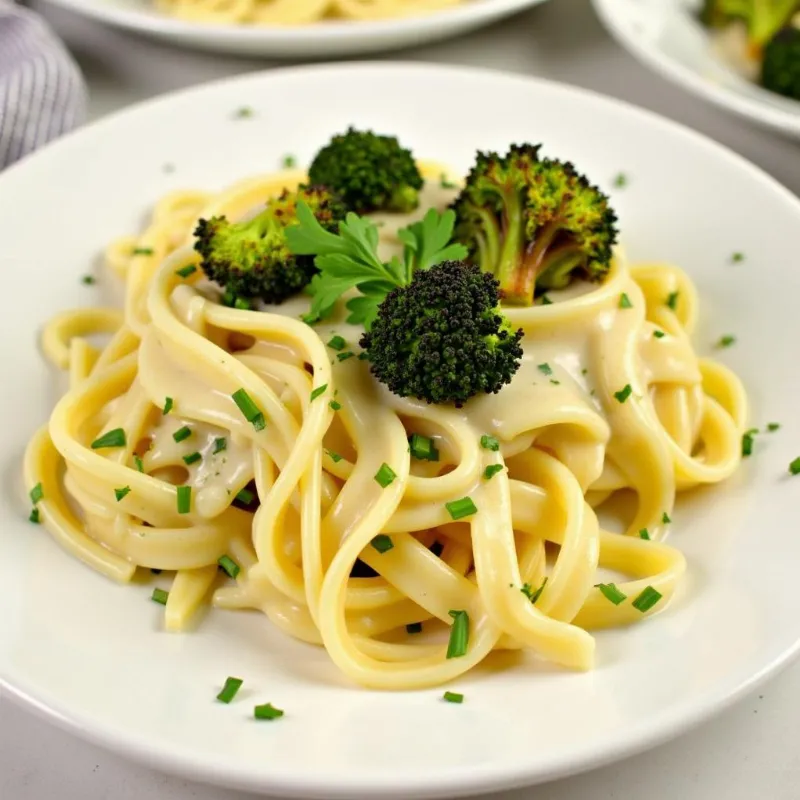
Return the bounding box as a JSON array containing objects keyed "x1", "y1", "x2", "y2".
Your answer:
[
  {"x1": 29, "y1": 483, "x2": 43, "y2": 505},
  {"x1": 176, "y1": 485, "x2": 191, "y2": 514},
  {"x1": 282, "y1": 154, "x2": 297, "y2": 168},
  {"x1": 716, "y1": 334, "x2": 736, "y2": 348},
  {"x1": 374, "y1": 463, "x2": 396, "y2": 488},
  {"x1": 327, "y1": 335, "x2": 346, "y2": 351},
  {"x1": 446, "y1": 610, "x2": 469, "y2": 659},
  {"x1": 789, "y1": 457, "x2": 800, "y2": 476},
  {"x1": 29, "y1": 508, "x2": 40, "y2": 524},
  {"x1": 329, "y1": 400, "x2": 342, "y2": 411},
  {"x1": 596, "y1": 582, "x2": 627, "y2": 605},
  {"x1": 232, "y1": 388, "x2": 265, "y2": 431},
  {"x1": 132, "y1": 247, "x2": 154, "y2": 256},
  {"x1": 632, "y1": 585, "x2": 662, "y2": 612},
  {"x1": 445, "y1": 497, "x2": 477, "y2": 521},
  {"x1": 253, "y1": 703, "x2": 283, "y2": 720},
  {"x1": 370, "y1": 534, "x2": 394, "y2": 553},
  {"x1": 409, "y1": 433, "x2": 439, "y2": 462},
  {"x1": 172, "y1": 426, "x2": 191, "y2": 443},
  {"x1": 619, "y1": 293, "x2": 633, "y2": 309},
  {"x1": 483, "y1": 464, "x2": 504, "y2": 480},
  {"x1": 91, "y1": 428, "x2": 126, "y2": 449},
  {"x1": 218, "y1": 555, "x2": 240, "y2": 579},
  {"x1": 213, "y1": 437, "x2": 227, "y2": 454},
  {"x1": 182, "y1": 452, "x2": 201, "y2": 466},
  {"x1": 162, "y1": 396, "x2": 173, "y2": 415},
  {"x1": 152, "y1": 588, "x2": 169, "y2": 605},
  {"x1": 216, "y1": 677, "x2": 243, "y2": 703},
  {"x1": 614, "y1": 384, "x2": 633, "y2": 403},
  {"x1": 443, "y1": 691, "x2": 464, "y2": 703},
  {"x1": 236, "y1": 488, "x2": 254, "y2": 505},
  {"x1": 480, "y1": 434, "x2": 500, "y2": 451},
  {"x1": 521, "y1": 577, "x2": 548, "y2": 604},
  {"x1": 114, "y1": 486, "x2": 131, "y2": 502},
  {"x1": 175, "y1": 265, "x2": 197, "y2": 278},
  {"x1": 666, "y1": 291, "x2": 679, "y2": 311},
  {"x1": 310, "y1": 383, "x2": 328, "y2": 402},
  {"x1": 326, "y1": 449, "x2": 343, "y2": 463}
]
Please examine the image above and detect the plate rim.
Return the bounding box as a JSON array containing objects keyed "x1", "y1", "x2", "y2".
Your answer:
[
  {"x1": 591, "y1": 0, "x2": 800, "y2": 138},
  {"x1": 3, "y1": 60, "x2": 800, "y2": 799}
]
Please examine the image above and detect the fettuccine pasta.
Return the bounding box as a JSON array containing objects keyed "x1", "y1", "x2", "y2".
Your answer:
[{"x1": 24, "y1": 164, "x2": 746, "y2": 690}]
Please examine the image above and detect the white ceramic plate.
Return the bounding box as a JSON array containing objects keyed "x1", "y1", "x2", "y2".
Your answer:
[
  {"x1": 592, "y1": 0, "x2": 800, "y2": 138},
  {"x1": 3, "y1": 62, "x2": 800, "y2": 800},
  {"x1": 39, "y1": 0, "x2": 547, "y2": 57}
]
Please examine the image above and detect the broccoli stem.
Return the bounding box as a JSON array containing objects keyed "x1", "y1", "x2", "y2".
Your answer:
[
  {"x1": 474, "y1": 207, "x2": 501, "y2": 275},
  {"x1": 494, "y1": 187, "x2": 531, "y2": 305},
  {"x1": 388, "y1": 185, "x2": 420, "y2": 213},
  {"x1": 537, "y1": 243, "x2": 586, "y2": 290}
]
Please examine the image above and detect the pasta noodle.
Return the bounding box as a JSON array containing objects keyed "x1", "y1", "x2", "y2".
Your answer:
[
  {"x1": 24, "y1": 164, "x2": 747, "y2": 690},
  {"x1": 152, "y1": 0, "x2": 467, "y2": 27}
]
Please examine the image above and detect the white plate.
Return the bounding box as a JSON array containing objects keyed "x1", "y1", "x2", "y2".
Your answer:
[
  {"x1": 592, "y1": 0, "x2": 800, "y2": 138},
  {"x1": 40, "y1": 0, "x2": 547, "y2": 57},
  {"x1": 3, "y1": 62, "x2": 800, "y2": 800}
]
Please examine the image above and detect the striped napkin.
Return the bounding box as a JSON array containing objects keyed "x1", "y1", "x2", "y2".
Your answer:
[{"x1": 0, "y1": 0, "x2": 87, "y2": 169}]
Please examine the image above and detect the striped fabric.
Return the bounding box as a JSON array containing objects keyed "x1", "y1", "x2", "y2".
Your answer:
[{"x1": 0, "y1": 0, "x2": 87, "y2": 169}]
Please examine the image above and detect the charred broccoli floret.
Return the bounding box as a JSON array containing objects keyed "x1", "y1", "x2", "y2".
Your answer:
[
  {"x1": 762, "y1": 24, "x2": 800, "y2": 99},
  {"x1": 450, "y1": 144, "x2": 618, "y2": 305},
  {"x1": 699, "y1": 0, "x2": 797, "y2": 46},
  {"x1": 194, "y1": 185, "x2": 346, "y2": 305},
  {"x1": 359, "y1": 260, "x2": 523, "y2": 407},
  {"x1": 308, "y1": 127, "x2": 424, "y2": 214}
]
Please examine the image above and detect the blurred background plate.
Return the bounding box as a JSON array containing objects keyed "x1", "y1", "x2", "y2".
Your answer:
[
  {"x1": 591, "y1": 0, "x2": 800, "y2": 138},
  {"x1": 36, "y1": 0, "x2": 550, "y2": 58}
]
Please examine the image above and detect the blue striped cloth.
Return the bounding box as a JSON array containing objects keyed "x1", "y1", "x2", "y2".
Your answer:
[{"x1": 0, "y1": 0, "x2": 86, "y2": 169}]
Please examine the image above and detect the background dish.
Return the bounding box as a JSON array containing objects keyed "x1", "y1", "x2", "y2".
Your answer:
[
  {"x1": 36, "y1": 0, "x2": 548, "y2": 57},
  {"x1": 592, "y1": 0, "x2": 800, "y2": 138},
  {"x1": 3, "y1": 62, "x2": 800, "y2": 799}
]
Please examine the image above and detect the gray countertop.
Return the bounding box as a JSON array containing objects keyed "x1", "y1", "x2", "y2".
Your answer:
[{"x1": 3, "y1": 1, "x2": 799, "y2": 797}]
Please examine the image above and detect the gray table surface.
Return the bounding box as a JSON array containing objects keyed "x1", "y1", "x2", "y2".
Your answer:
[{"x1": 3, "y1": 1, "x2": 800, "y2": 797}]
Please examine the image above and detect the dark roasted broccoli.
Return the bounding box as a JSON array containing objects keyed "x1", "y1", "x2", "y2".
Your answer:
[
  {"x1": 762, "y1": 24, "x2": 800, "y2": 99},
  {"x1": 308, "y1": 127, "x2": 424, "y2": 214},
  {"x1": 359, "y1": 260, "x2": 523, "y2": 407},
  {"x1": 699, "y1": 0, "x2": 797, "y2": 45},
  {"x1": 451, "y1": 144, "x2": 617, "y2": 306},
  {"x1": 194, "y1": 185, "x2": 346, "y2": 305}
]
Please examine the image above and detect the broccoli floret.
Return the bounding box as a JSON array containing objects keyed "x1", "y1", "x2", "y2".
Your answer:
[
  {"x1": 308, "y1": 127, "x2": 424, "y2": 214},
  {"x1": 359, "y1": 260, "x2": 523, "y2": 407},
  {"x1": 194, "y1": 185, "x2": 346, "y2": 304},
  {"x1": 451, "y1": 144, "x2": 618, "y2": 306},
  {"x1": 699, "y1": 0, "x2": 797, "y2": 45},
  {"x1": 699, "y1": 0, "x2": 751, "y2": 28},
  {"x1": 762, "y1": 25, "x2": 800, "y2": 99}
]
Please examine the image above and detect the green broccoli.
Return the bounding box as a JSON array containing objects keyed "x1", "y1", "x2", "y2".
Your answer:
[
  {"x1": 699, "y1": 0, "x2": 797, "y2": 46},
  {"x1": 699, "y1": 0, "x2": 751, "y2": 28},
  {"x1": 451, "y1": 144, "x2": 618, "y2": 306},
  {"x1": 762, "y1": 24, "x2": 800, "y2": 99},
  {"x1": 307, "y1": 127, "x2": 424, "y2": 214},
  {"x1": 359, "y1": 260, "x2": 523, "y2": 407},
  {"x1": 193, "y1": 185, "x2": 346, "y2": 305}
]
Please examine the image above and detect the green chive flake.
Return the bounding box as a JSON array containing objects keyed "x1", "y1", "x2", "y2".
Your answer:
[
  {"x1": 132, "y1": 247, "x2": 154, "y2": 256},
  {"x1": 409, "y1": 433, "x2": 439, "y2": 462},
  {"x1": 326, "y1": 449, "x2": 343, "y2": 463},
  {"x1": 789, "y1": 457, "x2": 800, "y2": 476},
  {"x1": 29, "y1": 508, "x2": 40, "y2": 524},
  {"x1": 483, "y1": 464, "x2": 504, "y2": 480},
  {"x1": 639, "y1": 528, "x2": 650, "y2": 540},
  {"x1": 374, "y1": 463, "x2": 396, "y2": 488},
  {"x1": 653, "y1": 330, "x2": 666, "y2": 339},
  {"x1": 282, "y1": 154, "x2": 297, "y2": 168},
  {"x1": 177, "y1": 485, "x2": 191, "y2": 514},
  {"x1": 327, "y1": 335, "x2": 346, "y2": 351},
  {"x1": 236, "y1": 488, "x2": 254, "y2": 505},
  {"x1": 446, "y1": 610, "x2": 469, "y2": 659},
  {"x1": 445, "y1": 497, "x2": 477, "y2": 521},
  {"x1": 370, "y1": 534, "x2": 394, "y2": 554},
  {"x1": 232, "y1": 388, "x2": 265, "y2": 431},
  {"x1": 253, "y1": 703, "x2": 284, "y2": 720},
  {"x1": 337, "y1": 351, "x2": 355, "y2": 362},
  {"x1": 29, "y1": 483, "x2": 43, "y2": 505},
  {"x1": 716, "y1": 335, "x2": 736, "y2": 348},
  {"x1": 666, "y1": 291, "x2": 679, "y2": 311},
  {"x1": 537, "y1": 363, "x2": 553, "y2": 376},
  {"x1": 114, "y1": 486, "x2": 131, "y2": 502},
  {"x1": 480, "y1": 434, "x2": 500, "y2": 451},
  {"x1": 310, "y1": 383, "x2": 328, "y2": 402},
  {"x1": 767, "y1": 422, "x2": 780, "y2": 432},
  {"x1": 218, "y1": 555, "x2": 241, "y2": 579},
  {"x1": 182, "y1": 451, "x2": 201, "y2": 466},
  {"x1": 613, "y1": 172, "x2": 628, "y2": 188},
  {"x1": 614, "y1": 384, "x2": 633, "y2": 403},
  {"x1": 329, "y1": 400, "x2": 342, "y2": 411},
  {"x1": 82, "y1": 274, "x2": 96, "y2": 285},
  {"x1": 216, "y1": 677, "x2": 243, "y2": 703},
  {"x1": 521, "y1": 577, "x2": 548, "y2": 604},
  {"x1": 632, "y1": 585, "x2": 662, "y2": 612},
  {"x1": 172, "y1": 425, "x2": 191, "y2": 443},
  {"x1": 175, "y1": 265, "x2": 197, "y2": 278},
  {"x1": 596, "y1": 582, "x2": 627, "y2": 605},
  {"x1": 91, "y1": 428, "x2": 127, "y2": 449},
  {"x1": 443, "y1": 691, "x2": 464, "y2": 704},
  {"x1": 213, "y1": 437, "x2": 227, "y2": 454},
  {"x1": 619, "y1": 293, "x2": 633, "y2": 309},
  {"x1": 134, "y1": 455, "x2": 144, "y2": 472},
  {"x1": 662, "y1": 511, "x2": 671, "y2": 524},
  {"x1": 152, "y1": 588, "x2": 169, "y2": 605},
  {"x1": 742, "y1": 428, "x2": 758, "y2": 457},
  {"x1": 731, "y1": 252, "x2": 745, "y2": 263}
]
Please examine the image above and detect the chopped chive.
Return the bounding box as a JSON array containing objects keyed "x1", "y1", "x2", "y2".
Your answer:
[
  {"x1": 236, "y1": 488, "x2": 254, "y2": 505},
  {"x1": 731, "y1": 252, "x2": 745, "y2": 263},
  {"x1": 152, "y1": 587, "x2": 169, "y2": 605},
  {"x1": 82, "y1": 274, "x2": 96, "y2": 285},
  {"x1": 537, "y1": 362, "x2": 553, "y2": 376},
  {"x1": 716, "y1": 334, "x2": 736, "y2": 348},
  {"x1": 282, "y1": 154, "x2": 297, "y2": 168},
  {"x1": 337, "y1": 351, "x2": 355, "y2": 362},
  {"x1": 446, "y1": 610, "x2": 469, "y2": 659},
  {"x1": 662, "y1": 511, "x2": 671, "y2": 524},
  {"x1": 134, "y1": 455, "x2": 144, "y2": 472},
  {"x1": 91, "y1": 428, "x2": 126, "y2": 449},
  {"x1": 666, "y1": 291, "x2": 679, "y2": 311},
  {"x1": 234, "y1": 106, "x2": 254, "y2": 119},
  {"x1": 409, "y1": 433, "x2": 439, "y2": 462},
  {"x1": 653, "y1": 330, "x2": 666, "y2": 339},
  {"x1": 29, "y1": 483, "x2": 43, "y2": 505},
  {"x1": 370, "y1": 534, "x2": 394, "y2": 554},
  {"x1": 213, "y1": 437, "x2": 227, "y2": 454},
  {"x1": 540, "y1": 294, "x2": 553, "y2": 305},
  {"x1": 632, "y1": 585, "x2": 662, "y2": 612},
  {"x1": 406, "y1": 622, "x2": 423, "y2": 634},
  {"x1": 789, "y1": 457, "x2": 800, "y2": 476},
  {"x1": 521, "y1": 576, "x2": 548, "y2": 604},
  {"x1": 310, "y1": 383, "x2": 328, "y2": 402},
  {"x1": 374, "y1": 463, "x2": 396, "y2": 488},
  {"x1": 216, "y1": 677, "x2": 243, "y2": 703},
  {"x1": 329, "y1": 400, "x2": 342, "y2": 411},
  {"x1": 253, "y1": 703, "x2": 283, "y2": 720},
  {"x1": 218, "y1": 555, "x2": 241, "y2": 579},
  {"x1": 480, "y1": 434, "x2": 500, "y2": 451},
  {"x1": 613, "y1": 172, "x2": 628, "y2": 188},
  {"x1": 742, "y1": 428, "x2": 758, "y2": 457},
  {"x1": 596, "y1": 582, "x2": 627, "y2": 605},
  {"x1": 443, "y1": 691, "x2": 464, "y2": 704},
  {"x1": 483, "y1": 464, "x2": 504, "y2": 480},
  {"x1": 550, "y1": 379, "x2": 561, "y2": 386},
  {"x1": 175, "y1": 264, "x2": 197, "y2": 278},
  {"x1": 162, "y1": 397, "x2": 173, "y2": 415},
  {"x1": 182, "y1": 451, "x2": 201, "y2": 466},
  {"x1": 639, "y1": 528, "x2": 650, "y2": 540},
  {"x1": 326, "y1": 449, "x2": 343, "y2": 463},
  {"x1": 619, "y1": 293, "x2": 633, "y2": 309},
  {"x1": 440, "y1": 173, "x2": 458, "y2": 189},
  {"x1": 29, "y1": 508, "x2": 40, "y2": 524},
  {"x1": 172, "y1": 426, "x2": 191, "y2": 443},
  {"x1": 114, "y1": 486, "x2": 131, "y2": 502},
  {"x1": 176, "y1": 485, "x2": 191, "y2": 514},
  {"x1": 767, "y1": 422, "x2": 780, "y2": 432},
  {"x1": 232, "y1": 388, "x2": 265, "y2": 431},
  {"x1": 132, "y1": 247, "x2": 154, "y2": 256},
  {"x1": 327, "y1": 335, "x2": 346, "y2": 351},
  {"x1": 445, "y1": 496, "x2": 477, "y2": 521},
  {"x1": 614, "y1": 384, "x2": 633, "y2": 403}
]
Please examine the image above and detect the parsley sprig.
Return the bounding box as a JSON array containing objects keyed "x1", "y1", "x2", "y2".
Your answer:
[{"x1": 286, "y1": 202, "x2": 467, "y2": 329}]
